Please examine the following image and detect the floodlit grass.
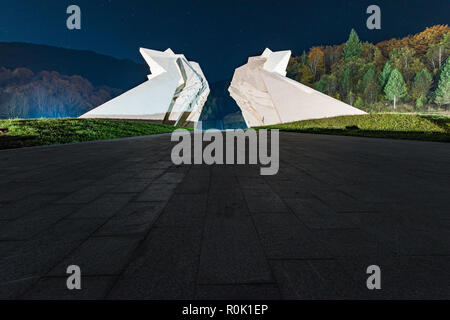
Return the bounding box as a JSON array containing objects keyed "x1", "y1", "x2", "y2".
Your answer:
[
  {"x1": 0, "y1": 118, "x2": 188, "y2": 150},
  {"x1": 258, "y1": 113, "x2": 450, "y2": 142}
]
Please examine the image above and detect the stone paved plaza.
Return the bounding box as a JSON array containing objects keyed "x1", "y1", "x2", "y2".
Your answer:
[{"x1": 0, "y1": 132, "x2": 449, "y2": 299}]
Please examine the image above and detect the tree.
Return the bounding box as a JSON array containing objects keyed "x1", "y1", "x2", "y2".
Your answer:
[
  {"x1": 307, "y1": 47, "x2": 325, "y2": 81},
  {"x1": 441, "y1": 32, "x2": 450, "y2": 53},
  {"x1": 361, "y1": 42, "x2": 385, "y2": 70},
  {"x1": 377, "y1": 25, "x2": 450, "y2": 57},
  {"x1": 294, "y1": 64, "x2": 314, "y2": 86},
  {"x1": 384, "y1": 69, "x2": 407, "y2": 109},
  {"x1": 411, "y1": 69, "x2": 433, "y2": 107},
  {"x1": 409, "y1": 25, "x2": 450, "y2": 55},
  {"x1": 301, "y1": 51, "x2": 308, "y2": 65},
  {"x1": 11, "y1": 68, "x2": 34, "y2": 85},
  {"x1": 425, "y1": 32, "x2": 450, "y2": 71},
  {"x1": 338, "y1": 58, "x2": 366, "y2": 99},
  {"x1": 362, "y1": 68, "x2": 378, "y2": 104},
  {"x1": 389, "y1": 47, "x2": 425, "y2": 83},
  {"x1": 342, "y1": 68, "x2": 353, "y2": 98},
  {"x1": 316, "y1": 74, "x2": 337, "y2": 96},
  {"x1": 323, "y1": 45, "x2": 341, "y2": 72},
  {"x1": 379, "y1": 61, "x2": 392, "y2": 89},
  {"x1": 347, "y1": 90, "x2": 356, "y2": 105},
  {"x1": 354, "y1": 96, "x2": 364, "y2": 108},
  {"x1": 362, "y1": 68, "x2": 376, "y2": 89},
  {"x1": 343, "y1": 29, "x2": 362, "y2": 61},
  {"x1": 285, "y1": 25, "x2": 449, "y2": 110},
  {"x1": 286, "y1": 57, "x2": 301, "y2": 79},
  {"x1": 0, "y1": 67, "x2": 117, "y2": 119},
  {"x1": 364, "y1": 81, "x2": 378, "y2": 105},
  {"x1": 434, "y1": 57, "x2": 450, "y2": 106}
]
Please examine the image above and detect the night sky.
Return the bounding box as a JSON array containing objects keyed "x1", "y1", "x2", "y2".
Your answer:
[{"x1": 0, "y1": 0, "x2": 448, "y2": 81}]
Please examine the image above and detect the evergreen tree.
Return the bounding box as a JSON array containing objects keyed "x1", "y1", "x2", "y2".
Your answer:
[
  {"x1": 364, "y1": 81, "x2": 378, "y2": 105},
  {"x1": 301, "y1": 51, "x2": 308, "y2": 65},
  {"x1": 354, "y1": 96, "x2": 364, "y2": 108},
  {"x1": 434, "y1": 57, "x2": 450, "y2": 106},
  {"x1": 362, "y1": 68, "x2": 378, "y2": 104},
  {"x1": 384, "y1": 69, "x2": 407, "y2": 109},
  {"x1": 379, "y1": 61, "x2": 392, "y2": 89},
  {"x1": 347, "y1": 90, "x2": 356, "y2": 105},
  {"x1": 316, "y1": 74, "x2": 337, "y2": 96},
  {"x1": 362, "y1": 68, "x2": 376, "y2": 89},
  {"x1": 411, "y1": 69, "x2": 433, "y2": 107},
  {"x1": 343, "y1": 29, "x2": 362, "y2": 61},
  {"x1": 342, "y1": 68, "x2": 353, "y2": 97},
  {"x1": 316, "y1": 75, "x2": 331, "y2": 94}
]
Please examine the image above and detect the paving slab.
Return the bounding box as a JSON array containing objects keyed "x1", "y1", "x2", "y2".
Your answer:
[
  {"x1": 253, "y1": 213, "x2": 333, "y2": 259},
  {"x1": 69, "y1": 193, "x2": 136, "y2": 219},
  {"x1": 95, "y1": 201, "x2": 165, "y2": 237},
  {"x1": 197, "y1": 188, "x2": 273, "y2": 285},
  {"x1": 48, "y1": 236, "x2": 142, "y2": 276},
  {"x1": 107, "y1": 227, "x2": 202, "y2": 299},
  {"x1": 270, "y1": 260, "x2": 367, "y2": 299},
  {"x1": 156, "y1": 194, "x2": 207, "y2": 228},
  {"x1": 0, "y1": 204, "x2": 80, "y2": 241},
  {"x1": 136, "y1": 183, "x2": 178, "y2": 201},
  {"x1": 0, "y1": 132, "x2": 448, "y2": 299}
]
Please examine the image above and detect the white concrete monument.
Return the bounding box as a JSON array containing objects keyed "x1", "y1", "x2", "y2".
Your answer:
[
  {"x1": 228, "y1": 48, "x2": 366, "y2": 127},
  {"x1": 80, "y1": 48, "x2": 210, "y2": 127}
]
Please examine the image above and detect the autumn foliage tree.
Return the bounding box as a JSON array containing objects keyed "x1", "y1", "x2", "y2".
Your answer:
[
  {"x1": 376, "y1": 25, "x2": 450, "y2": 57},
  {"x1": 307, "y1": 47, "x2": 325, "y2": 81}
]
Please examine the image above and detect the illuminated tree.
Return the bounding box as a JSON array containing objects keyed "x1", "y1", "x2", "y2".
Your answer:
[
  {"x1": 389, "y1": 47, "x2": 425, "y2": 83},
  {"x1": 294, "y1": 64, "x2": 314, "y2": 86},
  {"x1": 379, "y1": 61, "x2": 392, "y2": 89},
  {"x1": 384, "y1": 69, "x2": 407, "y2": 109},
  {"x1": 411, "y1": 69, "x2": 432, "y2": 107},
  {"x1": 307, "y1": 47, "x2": 325, "y2": 80},
  {"x1": 343, "y1": 29, "x2": 362, "y2": 61},
  {"x1": 434, "y1": 58, "x2": 450, "y2": 106},
  {"x1": 362, "y1": 68, "x2": 378, "y2": 104}
]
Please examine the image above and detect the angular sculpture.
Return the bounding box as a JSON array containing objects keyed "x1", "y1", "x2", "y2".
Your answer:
[
  {"x1": 228, "y1": 48, "x2": 366, "y2": 127},
  {"x1": 80, "y1": 48, "x2": 210, "y2": 127}
]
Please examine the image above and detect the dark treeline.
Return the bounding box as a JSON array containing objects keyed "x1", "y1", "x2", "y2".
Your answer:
[
  {"x1": 0, "y1": 67, "x2": 121, "y2": 119},
  {"x1": 287, "y1": 25, "x2": 450, "y2": 112}
]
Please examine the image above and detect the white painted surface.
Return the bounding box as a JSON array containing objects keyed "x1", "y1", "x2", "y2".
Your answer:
[
  {"x1": 80, "y1": 48, "x2": 210, "y2": 126},
  {"x1": 229, "y1": 48, "x2": 366, "y2": 127}
]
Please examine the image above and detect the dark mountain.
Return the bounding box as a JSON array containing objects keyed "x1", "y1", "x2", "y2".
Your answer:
[{"x1": 0, "y1": 42, "x2": 148, "y2": 91}]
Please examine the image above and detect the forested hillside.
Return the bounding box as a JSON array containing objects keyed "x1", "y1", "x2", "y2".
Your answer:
[
  {"x1": 0, "y1": 68, "x2": 121, "y2": 119},
  {"x1": 287, "y1": 25, "x2": 450, "y2": 112},
  {"x1": 0, "y1": 42, "x2": 147, "y2": 119}
]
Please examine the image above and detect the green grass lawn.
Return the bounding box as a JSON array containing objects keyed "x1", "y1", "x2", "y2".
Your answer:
[
  {"x1": 0, "y1": 118, "x2": 187, "y2": 150},
  {"x1": 258, "y1": 113, "x2": 450, "y2": 142}
]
